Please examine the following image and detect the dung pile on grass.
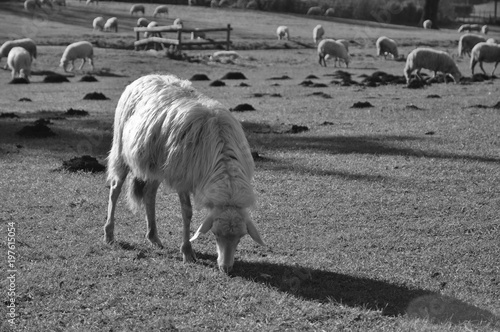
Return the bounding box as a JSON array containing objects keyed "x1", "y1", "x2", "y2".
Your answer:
[
  {"x1": 351, "y1": 101, "x2": 374, "y2": 108},
  {"x1": 44, "y1": 74, "x2": 70, "y2": 83},
  {"x1": 60, "y1": 155, "x2": 105, "y2": 173},
  {"x1": 190, "y1": 74, "x2": 210, "y2": 81},
  {"x1": 286, "y1": 125, "x2": 309, "y2": 134},
  {"x1": 361, "y1": 71, "x2": 406, "y2": 86},
  {"x1": 79, "y1": 75, "x2": 98, "y2": 82},
  {"x1": 407, "y1": 78, "x2": 426, "y2": 89},
  {"x1": 0, "y1": 112, "x2": 20, "y2": 118},
  {"x1": 66, "y1": 108, "x2": 89, "y2": 116},
  {"x1": 328, "y1": 70, "x2": 358, "y2": 86},
  {"x1": 16, "y1": 121, "x2": 56, "y2": 138},
  {"x1": 10, "y1": 77, "x2": 29, "y2": 84},
  {"x1": 19, "y1": 97, "x2": 32, "y2": 102},
  {"x1": 221, "y1": 72, "x2": 247, "y2": 80},
  {"x1": 83, "y1": 92, "x2": 109, "y2": 100},
  {"x1": 230, "y1": 103, "x2": 255, "y2": 112},
  {"x1": 209, "y1": 80, "x2": 226, "y2": 87},
  {"x1": 267, "y1": 75, "x2": 291, "y2": 80}
]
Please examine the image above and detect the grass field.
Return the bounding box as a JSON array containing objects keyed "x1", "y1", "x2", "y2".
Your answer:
[{"x1": 1, "y1": 1, "x2": 500, "y2": 331}]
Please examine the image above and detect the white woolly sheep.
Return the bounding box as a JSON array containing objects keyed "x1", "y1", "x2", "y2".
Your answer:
[
  {"x1": 325, "y1": 8, "x2": 335, "y2": 16},
  {"x1": 481, "y1": 25, "x2": 489, "y2": 34},
  {"x1": 318, "y1": 39, "x2": 349, "y2": 67},
  {"x1": 7, "y1": 47, "x2": 32, "y2": 80},
  {"x1": 24, "y1": 0, "x2": 41, "y2": 12},
  {"x1": 487, "y1": 38, "x2": 497, "y2": 44},
  {"x1": 93, "y1": 17, "x2": 105, "y2": 31},
  {"x1": 307, "y1": 6, "x2": 323, "y2": 16},
  {"x1": 246, "y1": 1, "x2": 257, "y2": 9},
  {"x1": 60, "y1": 41, "x2": 94, "y2": 72},
  {"x1": 104, "y1": 17, "x2": 118, "y2": 32},
  {"x1": 376, "y1": 36, "x2": 398, "y2": 59},
  {"x1": 173, "y1": 18, "x2": 183, "y2": 27},
  {"x1": 137, "y1": 17, "x2": 149, "y2": 27},
  {"x1": 144, "y1": 21, "x2": 160, "y2": 38},
  {"x1": 130, "y1": 4, "x2": 145, "y2": 15},
  {"x1": 470, "y1": 42, "x2": 500, "y2": 76},
  {"x1": 458, "y1": 33, "x2": 486, "y2": 57},
  {"x1": 209, "y1": 50, "x2": 240, "y2": 61},
  {"x1": 86, "y1": 0, "x2": 98, "y2": 5},
  {"x1": 458, "y1": 24, "x2": 470, "y2": 33},
  {"x1": 404, "y1": 47, "x2": 461, "y2": 84},
  {"x1": 0, "y1": 38, "x2": 37, "y2": 69},
  {"x1": 470, "y1": 24, "x2": 481, "y2": 32},
  {"x1": 313, "y1": 25, "x2": 324, "y2": 44},
  {"x1": 153, "y1": 5, "x2": 168, "y2": 17},
  {"x1": 423, "y1": 19, "x2": 432, "y2": 29},
  {"x1": 276, "y1": 26, "x2": 289, "y2": 40},
  {"x1": 104, "y1": 74, "x2": 265, "y2": 273},
  {"x1": 210, "y1": 0, "x2": 219, "y2": 7}
]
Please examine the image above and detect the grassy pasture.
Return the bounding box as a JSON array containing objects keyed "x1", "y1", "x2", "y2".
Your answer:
[{"x1": 1, "y1": 1, "x2": 500, "y2": 331}]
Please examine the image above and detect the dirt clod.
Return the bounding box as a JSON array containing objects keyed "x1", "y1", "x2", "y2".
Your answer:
[
  {"x1": 17, "y1": 122, "x2": 56, "y2": 138},
  {"x1": 231, "y1": 103, "x2": 255, "y2": 112},
  {"x1": 83, "y1": 92, "x2": 109, "y2": 100},
  {"x1": 61, "y1": 155, "x2": 106, "y2": 173}
]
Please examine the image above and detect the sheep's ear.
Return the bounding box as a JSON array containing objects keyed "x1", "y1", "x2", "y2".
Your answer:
[
  {"x1": 190, "y1": 214, "x2": 214, "y2": 242},
  {"x1": 246, "y1": 219, "x2": 265, "y2": 246}
]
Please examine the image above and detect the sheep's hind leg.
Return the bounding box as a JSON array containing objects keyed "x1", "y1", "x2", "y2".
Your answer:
[
  {"x1": 104, "y1": 177, "x2": 125, "y2": 244},
  {"x1": 178, "y1": 192, "x2": 196, "y2": 263},
  {"x1": 78, "y1": 58, "x2": 86, "y2": 71},
  {"x1": 143, "y1": 180, "x2": 163, "y2": 248},
  {"x1": 479, "y1": 61, "x2": 487, "y2": 75}
]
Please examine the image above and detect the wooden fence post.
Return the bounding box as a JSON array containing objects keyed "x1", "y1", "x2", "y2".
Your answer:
[{"x1": 226, "y1": 24, "x2": 231, "y2": 50}]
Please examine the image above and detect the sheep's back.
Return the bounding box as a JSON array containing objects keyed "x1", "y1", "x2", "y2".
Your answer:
[{"x1": 472, "y1": 42, "x2": 500, "y2": 62}]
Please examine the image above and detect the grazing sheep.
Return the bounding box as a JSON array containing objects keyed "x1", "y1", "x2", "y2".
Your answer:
[
  {"x1": 24, "y1": 0, "x2": 41, "y2": 12},
  {"x1": 469, "y1": 24, "x2": 481, "y2": 32},
  {"x1": 470, "y1": 42, "x2": 500, "y2": 76},
  {"x1": 487, "y1": 38, "x2": 497, "y2": 44},
  {"x1": 458, "y1": 34, "x2": 486, "y2": 57},
  {"x1": 404, "y1": 47, "x2": 461, "y2": 84},
  {"x1": 104, "y1": 17, "x2": 118, "y2": 32},
  {"x1": 0, "y1": 38, "x2": 37, "y2": 69},
  {"x1": 137, "y1": 17, "x2": 149, "y2": 28},
  {"x1": 60, "y1": 41, "x2": 94, "y2": 72},
  {"x1": 276, "y1": 26, "x2": 289, "y2": 40},
  {"x1": 7, "y1": 47, "x2": 31, "y2": 80},
  {"x1": 93, "y1": 16, "x2": 105, "y2": 31},
  {"x1": 307, "y1": 6, "x2": 323, "y2": 16},
  {"x1": 153, "y1": 5, "x2": 168, "y2": 17},
  {"x1": 86, "y1": 0, "x2": 98, "y2": 5},
  {"x1": 144, "y1": 21, "x2": 160, "y2": 38},
  {"x1": 481, "y1": 25, "x2": 489, "y2": 34},
  {"x1": 173, "y1": 18, "x2": 183, "y2": 27},
  {"x1": 376, "y1": 36, "x2": 398, "y2": 59},
  {"x1": 104, "y1": 74, "x2": 265, "y2": 273},
  {"x1": 191, "y1": 29, "x2": 206, "y2": 40},
  {"x1": 318, "y1": 39, "x2": 349, "y2": 67},
  {"x1": 325, "y1": 8, "x2": 335, "y2": 16},
  {"x1": 423, "y1": 19, "x2": 432, "y2": 29},
  {"x1": 313, "y1": 25, "x2": 324, "y2": 44},
  {"x1": 246, "y1": 1, "x2": 257, "y2": 9},
  {"x1": 130, "y1": 4, "x2": 145, "y2": 15},
  {"x1": 209, "y1": 50, "x2": 240, "y2": 61},
  {"x1": 458, "y1": 24, "x2": 471, "y2": 33}
]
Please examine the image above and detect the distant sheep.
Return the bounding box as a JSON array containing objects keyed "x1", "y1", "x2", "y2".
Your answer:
[
  {"x1": 86, "y1": 0, "x2": 98, "y2": 5},
  {"x1": 24, "y1": 0, "x2": 41, "y2": 12},
  {"x1": 307, "y1": 6, "x2": 323, "y2": 16},
  {"x1": 153, "y1": 5, "x2": 168, "y2": 17},
  {"x1": 104, "y1": 17, "x2": 118, "y2": 32},
  {"x1": 318, "y1": 39, "x2": 349, "y2": 67},
  {"x1": 376, "y1": 36, "x2": 398, "y2": 59},
  {"x1": 481, "y1": 25, "x2": 489, "y2": 34},
  {"x1": 144, "y1": 21, "x2": 160, "y2": 38},
  {"x1": 458, "y1": 34, "x2": 486, "y2": 57},
  {"x1": 487, "y1": 38, "x2": 497, "y2": 44},
  {"x1": 423, "y1": 19, "x2": 432, "y2": 29},
  {"x1": 0, "y1": 38, "x2": 37, "y2": 68},
  {"x1": 470, "y1": 42, "x2": 500, "y2": 76},
  {"x1": 209, "y1": 50, "x2": 240, "y2": 61},
  {"x1": 60, "y1": 41, "x2": 94, "y2": 72},
  {"x1": 404, "y1": 47, "x2": 461, "y2": 84},
  {"x1": 7, "y1": 47, "x2": 32, "y2": 80},
  {"x1": 173, "y1": 18, "x2": 183, "y2": 27},
  {"x1": 277, "y1": 26, "x2": 289, "y2": 40},
  {"x1": 93, "y1": 16, "x2": 105, "y2": 31},
  {"x1": 137, "y1": 17, "x2": 149, "y2": 27},
  {"x1": 130, "y1": 4, "x2": 145, "y2": 15},
  {"x1": 53, "y1": 0, "x2": 65, "y2": 6},
  {"x1": 458, "y1": 24, "x2": 470, "y2": 33},
  {"x1": 210, "y1": 0, "x2": 219, "y2": 7},
  {"x1": 469, "y1": 24, "x2": 481, "y2": 32},
  {"x1": 325, "y1": 8, "x2": 335, "y2": 17},
  {"x1": 191, "y1": 29, "x2": 206, "y2": 40},
  {"x1": 313, "y1": 25, "x2": 324, "y2": 44},
  {"x1": 104, "y1": 74, "x2": 265, "y2": 273}
]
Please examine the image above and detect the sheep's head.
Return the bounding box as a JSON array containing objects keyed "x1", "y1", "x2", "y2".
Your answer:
[
  {"x1": 190, "y1": 207, "x2": 264, "y2": 273},
  {"x1": 60, "y1": 59, "x2": 69, "y2": 72}
]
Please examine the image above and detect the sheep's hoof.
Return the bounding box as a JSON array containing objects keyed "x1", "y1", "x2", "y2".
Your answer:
[
  {"x1": 147, "y1": 234, "x2": 164, "y2": 248},
  {"x1": 181, "y1": 243, "x2": 196, "y2": 263},
  {"x1": 104, "y1": 234, "x2": 114, "y2": 245}
]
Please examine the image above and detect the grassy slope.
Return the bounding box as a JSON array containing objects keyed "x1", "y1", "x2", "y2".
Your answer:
[{"x1": 0, "y1": 2, "x2": 500, "y2": 331}]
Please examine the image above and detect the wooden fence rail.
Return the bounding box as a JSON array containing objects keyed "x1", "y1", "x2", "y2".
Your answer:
[{"x1": 134, "y1": 24, "x2": 232, "y2": 51}]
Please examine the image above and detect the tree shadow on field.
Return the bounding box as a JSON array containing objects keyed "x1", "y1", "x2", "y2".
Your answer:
[
  {"x1": 226, "y1": 258, "x2": 499, "y2": 327},
  {"x1": 245, "y1": 126, "x2": 500, "y2": 164}
]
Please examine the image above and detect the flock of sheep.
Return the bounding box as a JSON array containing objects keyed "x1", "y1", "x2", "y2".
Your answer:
[{"x1": 277, "y1": 21, "x2": 499, "y2": 85}]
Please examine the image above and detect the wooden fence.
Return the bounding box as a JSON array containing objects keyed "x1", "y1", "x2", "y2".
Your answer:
[{"x1": 134, "y1": 24, "x2": 232, "y2": 51}]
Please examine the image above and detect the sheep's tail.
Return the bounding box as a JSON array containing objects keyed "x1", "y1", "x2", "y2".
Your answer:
[{"x1": 126, "y1": 176, "x2": 146, "y2": 213}]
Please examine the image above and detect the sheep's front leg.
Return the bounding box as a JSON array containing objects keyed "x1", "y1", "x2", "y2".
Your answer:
[
  {"x1": 79, "y1": 58, "x2": 86, "y2": 71},
  {"x1": 178, "y1": 192, "x2": 196, "y2": 263},
  {"x1": 144, "y1": 180, "x2": 163, "y2": 248},
  {"x1": 104, "y1": 177, "x2": 125, "y2": 244}
]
